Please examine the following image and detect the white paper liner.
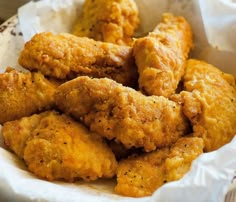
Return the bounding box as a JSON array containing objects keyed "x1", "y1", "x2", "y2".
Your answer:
[{"x1": 0, "y1": 0, "x2": 236, "y2": 201}]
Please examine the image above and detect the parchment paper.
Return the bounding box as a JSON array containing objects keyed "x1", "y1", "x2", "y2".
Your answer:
[{"x1": 0, "y1": 0, "x2": 236, "y2": 201}]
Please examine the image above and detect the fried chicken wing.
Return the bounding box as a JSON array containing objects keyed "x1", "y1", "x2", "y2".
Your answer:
[
  {"x1": 2, "y1": 111, "x2": 117, "y2": 181},
  {"x1": 115, "y1": 137, "x2": 204, "y2": 197},
  {"x1": 72, "y1": 0, "x2": 139, "y2": 46},
  {"x1": 18, "y1": 32, "x2": 138, "y2": 87},
  {"x1": 133, "y1": 13, "x2": 193, "y2": 97},
  {"x1": 55, "y1": 76, "x2": 190, "y2": 152},
  {"x1": 0, "y1": 68, "x2": 58, "y2": 124},
  {"x1": 181, "y1": 59, "x2": 236, "y2": 152}
]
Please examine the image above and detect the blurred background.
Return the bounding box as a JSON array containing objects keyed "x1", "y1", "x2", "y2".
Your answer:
[{"x1": 0, "y1": 0, "x2": 29, "y2": 23}]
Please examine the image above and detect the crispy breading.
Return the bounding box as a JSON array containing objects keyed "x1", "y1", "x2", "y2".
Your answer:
[
  {"x1": 18, "y1": 32, "x2": 138, "y2": 87},
  {"x1": 133, "y1": 13, "x2": 193, "y2": 97},
  {"x1": 181, "y1": 59, "x2": 236, "y2": 152},
  {"x1": 0, "y1": 68, "x2": 58, "y2": 124},
  {"x1": 2, "y1": 111, "x2": 117, "y2": 181},
  {"x1": 55, "y1": 76, "x2": 190, "y2": 152},
  {"x1": 72, "y1": 0, "x2": 139, "y2": 46},
  {"x1": 115, "y1": 137, "x2": 204, "y2": 197}
]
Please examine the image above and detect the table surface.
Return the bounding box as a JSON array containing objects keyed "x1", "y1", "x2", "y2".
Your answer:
[{"x1": 0, "y1": 0, "x2": 29, "y2": 23}]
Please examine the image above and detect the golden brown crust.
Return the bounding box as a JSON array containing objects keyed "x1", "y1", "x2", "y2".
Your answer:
[
  {"x1": 0, "y1": 68, "x2": 57, "y2": 124},
  {"x1": 2, "y1": 111, "x2": 117, "y2": 181},
  {"x1": 55, "y1": 76, "x2": 190, "y2": 152},
  {"x1": 133, "y1": 13, "x2": 193, "y2": 97},
  {"x1": 18, "y1": 32, "x2": 138, "y2": 87},
  {"x1": 72, "y1": 0, "x2": 139, "y2": 46},
  {"x1": 181, "y1": 59, "x2": 236, "y2": 152},
  {"x1": 115, "y1": 137, "x2": 203, "y2": 197}
]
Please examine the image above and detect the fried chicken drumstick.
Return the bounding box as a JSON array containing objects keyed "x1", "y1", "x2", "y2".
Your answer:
[
  {"x1": 181, "y1": 59, "x2": 236, "y2": 152},
  {"x1": 18, "y1": 32, "x2": 137, "y2": 87},
  {"x1": 2, "y1": 111, "x2": 117, "y2": 181},
  {"x1": 72, "y1": 0, "x2": 139, "y2": 46},
  {"x1": 0, "y1": 68, "x2": 58, "y2": 124},
  {"x1": 55, "y1": 76, "x2": 190, "y2": 152},
  {"x1": 133, "y1": 13, "x2": 193, "y2": 97}
]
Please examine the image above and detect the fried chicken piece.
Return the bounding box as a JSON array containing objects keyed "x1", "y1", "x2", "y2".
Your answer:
[
  {"x1": 2, "y1": 111, "x2": 117, "y2": 181},
  {"x1": 0, "y1": 68, "x2": 58, "y2": 124},
  {"x1": 133, "y1": 13, "x2": 193, "y2": 97},
  {"x1": 181, "y1": 59, "x2": 236, "y2": 152},
  {"x1": 72, "y1": 0, "x2": 139, "y2": 46},
  {"x1": 18, "y1": 32, "x2": 138, "y2": 87},
  {"x1": 115, "y1": 137, "x2": 204, "y2": 197},
  {"x1": 55, "y1": 76, "x2": 190, "y2": 152}
]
